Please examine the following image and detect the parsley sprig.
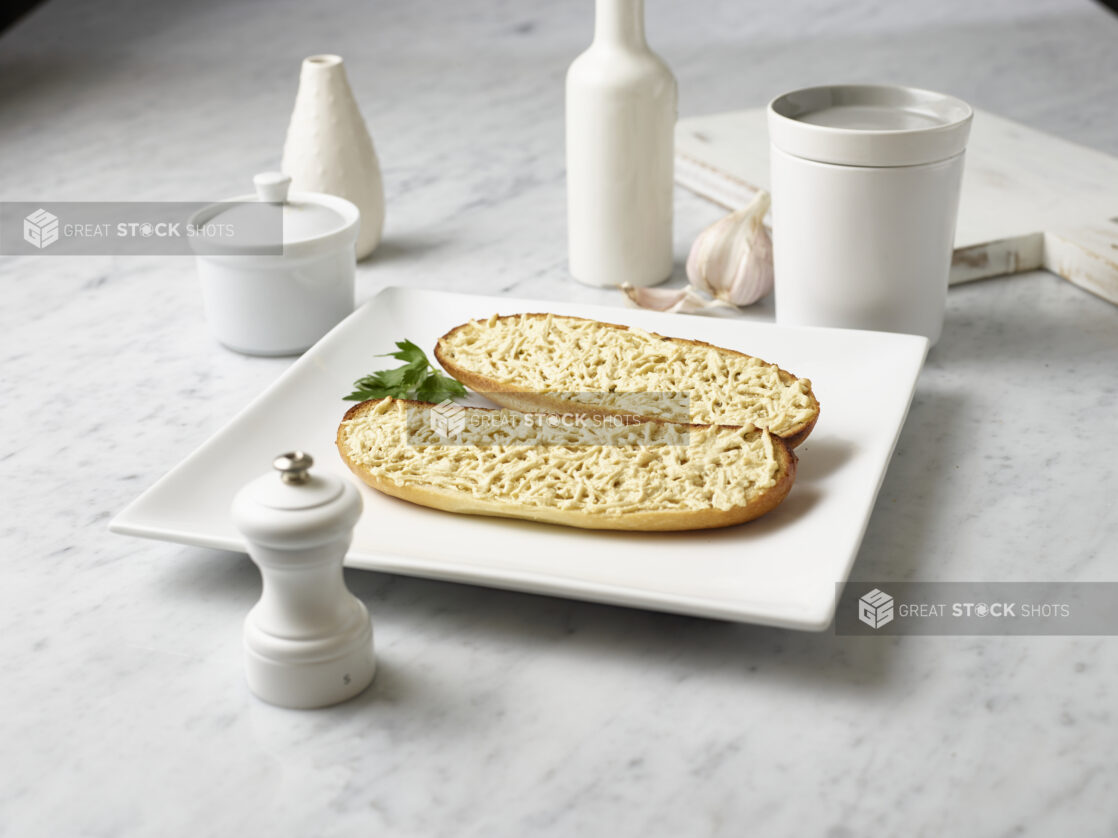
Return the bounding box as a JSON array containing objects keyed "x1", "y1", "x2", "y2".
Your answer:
[{"x1": 344, "y1": 339, "x2": 468, "y2": 403}]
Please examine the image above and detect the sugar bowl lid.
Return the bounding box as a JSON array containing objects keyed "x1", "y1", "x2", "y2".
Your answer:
[{"x1": 190, "y1": 172, "x2": 360, "y2": 258}]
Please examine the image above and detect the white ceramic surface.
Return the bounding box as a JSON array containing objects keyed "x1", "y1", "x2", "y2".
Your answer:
[
  {"x1": 768, "y1": 85, "x2": 971, "y2": 344},
  {"x1": 282, "y1": 54, "x2": 385, "y2": 261},
  {"x1": 111, "y1": 286, "x2": 928, "y2": 631},
  {"x1": 566, "y1": 0, "x2": 677, "y2": 288},
  {"x1": 191, "y1": 173, "x2": 360, "y2": 356}
]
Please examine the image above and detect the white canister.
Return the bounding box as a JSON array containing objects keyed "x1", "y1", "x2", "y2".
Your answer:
[
  {"x1": 190, "y1": 172, "x2": 360, "y2": 356},
  {"x1": 767, "y1": 85, "x2": 972, "y2": 345}
]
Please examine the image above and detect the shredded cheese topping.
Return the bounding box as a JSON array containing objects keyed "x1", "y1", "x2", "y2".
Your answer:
[
  {"x1": 437, "y1": 313, "x2": 817, "y2": 435},
  {"x1": 339, "y1": 399, "x2": 781, "y2": 516}
]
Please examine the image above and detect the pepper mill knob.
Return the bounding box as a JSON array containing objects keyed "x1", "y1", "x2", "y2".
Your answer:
[
  {"x1": 274, "y1": 450, "x2": 313, "y2": 484},
  {"x1": 232, "y1": 450, "x2": 374, "y2": 709}
]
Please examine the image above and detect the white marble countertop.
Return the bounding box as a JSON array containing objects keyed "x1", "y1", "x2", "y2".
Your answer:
[{"x1": 2, "y1": 0, "x2": 1117, "y2": 834}]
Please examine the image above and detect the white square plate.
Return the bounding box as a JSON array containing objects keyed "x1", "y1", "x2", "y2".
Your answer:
[{"x1": 112, "y1": 287, "x2": 927, "y2": 630}]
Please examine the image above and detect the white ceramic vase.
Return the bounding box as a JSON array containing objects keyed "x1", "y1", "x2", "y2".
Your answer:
[{"x1": 282, "y1": 54, "x2": 385, "y2": 261}]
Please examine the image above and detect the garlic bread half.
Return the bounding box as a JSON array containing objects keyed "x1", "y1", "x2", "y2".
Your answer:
[
  {"x1": 337, "y1": 398, "x2": 797, "y2": 532},
  {"x1": 434, "y1": 313, "x2": 819, "y2": 447}
]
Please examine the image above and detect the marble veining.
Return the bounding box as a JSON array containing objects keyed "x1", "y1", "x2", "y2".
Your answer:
[{"x1": 1, "y1": 0, "x2": 1117, "y2": 835}]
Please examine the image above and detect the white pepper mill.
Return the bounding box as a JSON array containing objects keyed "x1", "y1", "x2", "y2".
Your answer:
[{"x1": 232, "y1": 451, "x2": 375, "y2": 709}]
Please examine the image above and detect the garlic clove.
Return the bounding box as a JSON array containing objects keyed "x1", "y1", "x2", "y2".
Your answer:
[
  {"x1": 621, "y1": 283, "x2": 738, "y2": 315},
  {"x1": 685, "y1": 212, "x2": 736, "y2": 297},
  {"x1": 720, "y1": 208, "x2": 773, "y2": 307},
  {"x1": 686, "y1": 190, "x2": 773, "y2": 307}
]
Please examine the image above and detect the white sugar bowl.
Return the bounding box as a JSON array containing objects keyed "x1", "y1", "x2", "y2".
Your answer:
[{"x1": 190, "y1": 172, "x2": 360, "y2": 356}]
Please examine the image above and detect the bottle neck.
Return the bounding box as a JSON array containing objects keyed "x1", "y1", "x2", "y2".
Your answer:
[{"x1": 593, "y1": 0, "x2": 647, "y2": 49}]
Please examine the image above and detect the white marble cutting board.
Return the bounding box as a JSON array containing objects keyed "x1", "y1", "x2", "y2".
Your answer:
[{"x1": 676, "y1": 108, "x2": 1118, "y2": 304}]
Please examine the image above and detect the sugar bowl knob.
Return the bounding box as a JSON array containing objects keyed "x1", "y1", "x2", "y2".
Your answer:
[
  {"x1": 232, "y1": 450, "x2": 374, "y2": 709},
  {"x1": 253, "y1": 171, "x2": 292, "y2": 204}
]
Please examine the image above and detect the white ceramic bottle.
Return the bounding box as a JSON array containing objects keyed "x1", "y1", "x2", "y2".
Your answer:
[
  {"x1": 566, "y1": 0, "x2": 677, "y2": 288},
  {"x1": 282, "y1": 54, "x2": 385, "y2": 261}
]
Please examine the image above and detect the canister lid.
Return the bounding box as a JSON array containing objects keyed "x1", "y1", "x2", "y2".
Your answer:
[{"x1": 767, "y1": 85, "x2": 973, "y2": 167}]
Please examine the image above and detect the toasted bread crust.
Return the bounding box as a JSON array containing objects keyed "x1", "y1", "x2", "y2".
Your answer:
[
  {"x1": 337, "y1": 398, "x2": 797, "y2": 532},
  {"x1": 433, "y1": 313, "x2": 820, "y2": 447}
]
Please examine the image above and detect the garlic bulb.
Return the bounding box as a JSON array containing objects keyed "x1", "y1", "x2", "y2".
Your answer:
[
  {"x1": 687, "y1": 190, "x2": 773, "y2": 306},
  {"x1": 622, "y1": 190, "x2": 774, "y2": 316}
]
